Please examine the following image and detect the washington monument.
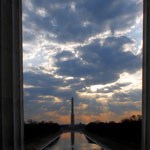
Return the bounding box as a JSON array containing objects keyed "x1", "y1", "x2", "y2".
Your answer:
[{"x1": 71, "y1": 97, "x2": 75, "y2": 129}]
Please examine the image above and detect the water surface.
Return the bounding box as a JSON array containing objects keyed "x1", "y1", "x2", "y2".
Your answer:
[{"x1": 45, "y1": 132, "x2": 103, "y2": 150}]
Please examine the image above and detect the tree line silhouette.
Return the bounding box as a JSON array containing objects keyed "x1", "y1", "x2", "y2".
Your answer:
[
  {"x1": 24, "y1": 115, "x2": 141, "y2": 149},
  {"x1": 24, "y1": 120, "x2": 61, "y2": 145},
  {"x1": 85, "y1": 115, "x2": 142, "y2": 149}
]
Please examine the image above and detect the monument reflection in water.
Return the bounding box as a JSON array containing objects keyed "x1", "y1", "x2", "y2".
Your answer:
[
  {"x1": 45, "y1": 97, "x2": 102, "y2": 149},
  {"x1": 45, "y1": 132, "x2": 102, "y2": 150},
  {"x1": 71, "y1": 131, "x2": 74, "y2": 150}
]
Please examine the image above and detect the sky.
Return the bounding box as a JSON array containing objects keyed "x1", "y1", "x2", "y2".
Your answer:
[{"x1": 23, "y1": 0, "x2": 143, "y2": 124}]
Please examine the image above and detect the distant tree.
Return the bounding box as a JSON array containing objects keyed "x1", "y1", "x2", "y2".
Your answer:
[
  {"x1": 26, "y1": 119, "x2": 37, "y2": 124},
  {"x1": 24, "y1": 120, "x2": 61, "y2": 143},
  {"x1": 85, "y1": 115, "x2": 142, "y2": 148},
  {"x1": 108, "y1": 121, "x2": 116, "y2": 124},
  {"x1": 121, "y1": 115, "x2": 142, "y2": 123}
]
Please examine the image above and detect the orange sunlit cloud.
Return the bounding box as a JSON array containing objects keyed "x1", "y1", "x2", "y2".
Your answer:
[{"x1": 31, "y1": 109, "x2": 141, "y2": 124}]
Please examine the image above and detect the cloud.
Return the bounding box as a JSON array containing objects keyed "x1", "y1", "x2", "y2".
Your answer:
[
  {"x1": 111, "y1": 89, "x2": 142, "y2": 102},
  {"x1": 96, "y1": 83, "x2": 131, "y2": 94},
  {"x1": 23, "y1": 0, "x2": 142, "y2": 42},
  {"x1": 108, "y1": 101, "x2": 141, "y2": 114},
  {"x1": 55, "y1": 51, "x2": 75, "y2": 61},
  {"x1": 23, "y1": 0, "x2": 142, "y2": 123},
  {"x1": 55, "y1": 37, "x2": 141, "y2": 84}
]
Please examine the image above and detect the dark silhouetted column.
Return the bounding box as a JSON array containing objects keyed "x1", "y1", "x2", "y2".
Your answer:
[
  {"x1": 0, "y1": 0, "x2": 24, "y2": 149},
  {"x1": 143, "y1": 0, "x2": 150, "y2": 150},
  {"x1": 71, "y1": 97, "x2": 74, "y2": 129}
]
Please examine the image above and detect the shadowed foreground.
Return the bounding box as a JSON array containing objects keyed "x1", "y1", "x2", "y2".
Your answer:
[
  {"x1": 85, "y1": 115, "x2": 142, "y2": 150},
  {"x1": 24, "y1": 115, "x2": 141, "y2": 150},
  {"x1": 24, "y1": 121, "x2": 61, "y2": 150}
]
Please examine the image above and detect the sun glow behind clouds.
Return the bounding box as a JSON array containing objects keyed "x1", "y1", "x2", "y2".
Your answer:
[{"x1": 23, "y1": 0, "x2": 142, "y2": 123}]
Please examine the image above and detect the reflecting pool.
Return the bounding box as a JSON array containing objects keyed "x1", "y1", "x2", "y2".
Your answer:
[{"x1": 44, "y1": 132, "x2": 103, "y2": 150}]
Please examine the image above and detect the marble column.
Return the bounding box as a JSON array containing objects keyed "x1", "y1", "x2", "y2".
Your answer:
[{"x1": 0, "y1": 0, "x2": 24, "y2": 149}]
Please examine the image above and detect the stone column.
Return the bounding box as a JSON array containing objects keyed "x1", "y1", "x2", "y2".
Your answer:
[
  {"x1": 0, "y1": 0, "x2": 24, "y2": 150},
  {"x1": 143, "y1": 0, "x2": 150, "y2": 150}
]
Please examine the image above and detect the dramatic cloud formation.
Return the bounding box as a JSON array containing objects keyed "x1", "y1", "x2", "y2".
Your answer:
[{"x1": 23, "y1": 0, "x2": 143, "y2": 124}]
